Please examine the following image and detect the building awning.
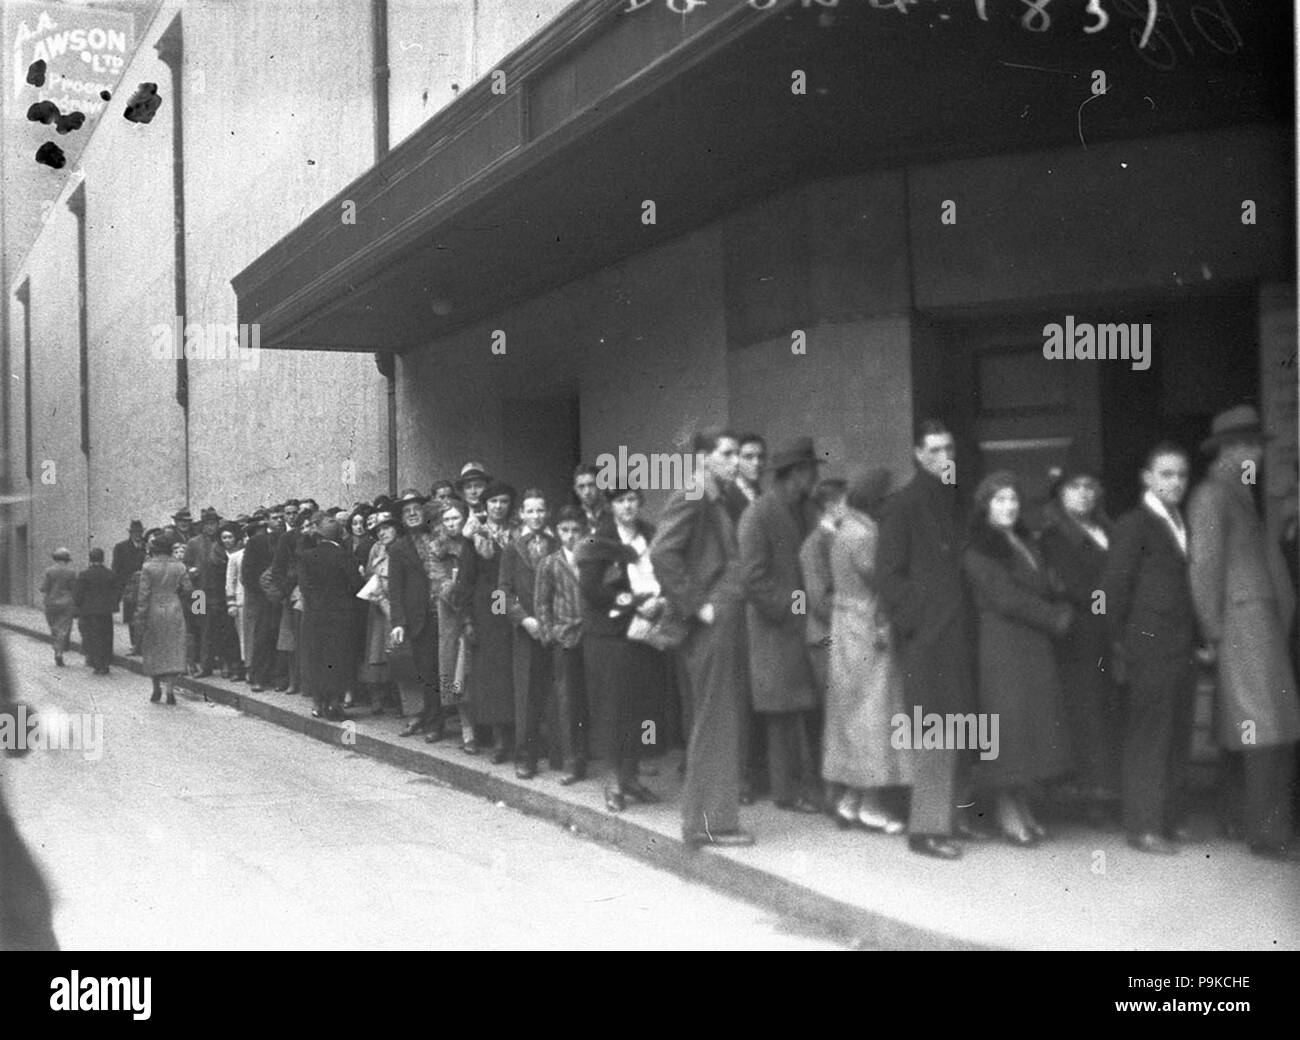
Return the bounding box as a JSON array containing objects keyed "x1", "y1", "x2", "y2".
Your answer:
[{"x1": 233, "y1": 0, "x2": 1291, "y2": 353}]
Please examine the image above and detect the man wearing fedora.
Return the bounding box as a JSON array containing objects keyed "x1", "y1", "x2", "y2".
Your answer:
[
  {"x1": 111, "y1": 520, "x2": 148, "y2": 654},
  {"x1": 1188, "y1": 405, "x2": 1300, "y2": 861},
  {"x1": 738, "y1": 436, "x2": 823, "y2": 814}
]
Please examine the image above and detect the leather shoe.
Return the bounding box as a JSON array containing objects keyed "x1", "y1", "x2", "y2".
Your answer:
[
  {"x1": 516, "y1": 764, "x2": 537, "y2": 781},
  {"x1": 249, "y1": 684, "x2": 265, "y2": 692},
  {"x1": 621, "y1": 780, "x2": 660, "y2": 805},
  {"x1": 490, "y1": 746, "x2": 513, "y2": 765},
  {"x1": 399, "y1": 721, "x2": 423, "y2": 737},
  {"x1": 1249, "y1": 841, "x2": 1300, "y2": 863},
  {"x1": 908, "y1": 835, "x2": 962, "y2": 860},
  {"x1": 775, "y1": 797, "x2": 823, "y2": 815},
  {"x1": 605, "y1": 788, "x2": 626, "y2": 813},
  {"x1": 558, "y1": 767, "x2": 587, "y2": 786},
  {"x1": 461, "y1": 739, "x2": 479, "y2": 755},
  {"x1": 1127, "y1": 832, "x2": 1178, "y2": 855},
  {"x1": 954, "y1": 814, "x2": 997, "y2": 841},
  {"x1": 683, "y1": 829, "x2": 756, "y2": 848}
]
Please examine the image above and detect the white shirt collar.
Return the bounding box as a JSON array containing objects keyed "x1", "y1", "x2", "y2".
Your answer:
[{"x1": 1143, "y1": 490, "x2": 1187, "y2": 555}]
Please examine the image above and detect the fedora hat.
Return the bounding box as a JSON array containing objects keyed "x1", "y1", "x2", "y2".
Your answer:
[
  {"x1": 767, "y1": 436, "x2": 822, "y2": 474},
  {"x1": 128, "y1": 519, "x2": 144, "y2": 532},
  {"x1": 1201, "y1": 404, "x2": 1271, "y2": 453},
  {"x1": 172, "y1": 507, "x2": 193, "y2": 522}
]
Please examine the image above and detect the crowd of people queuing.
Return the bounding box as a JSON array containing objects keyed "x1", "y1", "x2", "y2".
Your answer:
[{"x1": 39, "y1": 405, "x2": 1300, "y2": 860}]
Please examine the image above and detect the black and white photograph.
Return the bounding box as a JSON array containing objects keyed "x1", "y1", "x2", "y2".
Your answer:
[{"x1": 0, "y1": 0, "x2": 1297, "y2": 975}]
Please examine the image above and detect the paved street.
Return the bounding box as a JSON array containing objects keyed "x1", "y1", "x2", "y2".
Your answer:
[{"x1": 1, "y1": 629, "x2": 840, "y2": 950}]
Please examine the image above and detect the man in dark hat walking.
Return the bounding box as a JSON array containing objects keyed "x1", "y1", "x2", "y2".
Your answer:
[
  {"x1": 74, "y1": 548, "x2": 118, "y2": 674},
  {"x1": 738, "y1": 436, "x2": 823, "y2": 814},
  {"x1": 111, "y1": 520, "x2": 147, "y2": 653},
  {"x1": 1188, "y1": 405, "x2": 1300, "y2": 861}
]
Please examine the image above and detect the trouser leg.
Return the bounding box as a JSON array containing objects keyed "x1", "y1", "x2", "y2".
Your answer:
[
  {"x1": 909, "y1": 747, "x2": 958, "y2": 836},
  {"x1": 1242, "y1": 744, "x2": 1296, "y2": 847},
  {"x1": 555, "y1": 646, "x2": 588, "y2": 772},
  {"x1": 680, "y1": 604, "x2": 743, "y2": 837}
]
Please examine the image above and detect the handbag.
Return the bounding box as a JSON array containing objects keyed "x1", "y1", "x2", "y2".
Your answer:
[{"x1": 625, "y1": 602, "x2": 689, "y2": 651}]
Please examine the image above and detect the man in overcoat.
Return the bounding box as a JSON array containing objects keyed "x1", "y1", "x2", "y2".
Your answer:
[
  {"x1": 738, "y1": 436, "x2": 822, "y2": 814},
  {"x1": 876, "y1": 420, "x2": 977, "y2": 860},
  {"x1": 1188, "y1": 406, "x2": 1300, "y2": 861},
  {"x1": 651, "y1": 427, "x2": 755, "y2": 847},
  {"x1": 74, "y1": 547, "x2": 118, "y2": 674},
  {"x1": 110, "y1": 520, "x2": 147, "y2": 651},
  {"x1": 298, "y1": 518, "x2": 364, "y2": 721},
  {"x1": 1102, "y1": 442, "x2": 1200, "y2": 855}
]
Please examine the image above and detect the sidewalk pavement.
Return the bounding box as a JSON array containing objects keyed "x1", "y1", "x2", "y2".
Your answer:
[{"x1": 3, "y1": 604, "x2": 1296, "y2": 951}]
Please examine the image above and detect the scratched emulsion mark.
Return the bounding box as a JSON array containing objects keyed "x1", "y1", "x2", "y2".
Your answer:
[
  {"x1": 27, "y1": 99, "x2": 87, "y2": 135},
  {"x1": 26, "y1": 59, "x2": 47, "y2": 87},
  {"x1": 123, "y1": 82, "x2": 161, "y2": 124},
  {"x1": 35, "y1": 142, "x2": 66, "y2": 169}
]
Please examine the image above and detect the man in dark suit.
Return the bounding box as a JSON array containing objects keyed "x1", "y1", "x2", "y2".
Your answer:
[
  {"x1": 1102, "y1": 442, "x2": 1199, "y2": 855},
  {"x1": 185, "y1": 507, "x2": 221, "y2": 675},
  {"x1": 241, "y1": 512, "x2": 279, "y2": 692},
  {"x1": 74, "y1": 548, "x2": 118, "y2": 674},
  {"x1": 651, "y1": 426, "x2": 755, "y2": 847},
  {"x1": 110, "y1": 520, "x2": 147, "y2": 651},
  {"x1": 876, "y1": 419, "x2": 978, "y2": 860},
  {"x1": 297, "y1": 517, "x2": 364, "y2": 721}
]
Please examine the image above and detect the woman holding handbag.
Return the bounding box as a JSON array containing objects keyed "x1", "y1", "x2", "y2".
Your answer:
[
  {"x1": 576, "y1": 487, "x2": 668, "y2": 813},
  {"x1": 424, "y1": 497, "x2": 477, "y2": 751}
]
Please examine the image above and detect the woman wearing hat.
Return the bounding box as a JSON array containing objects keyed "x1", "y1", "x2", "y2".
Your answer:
[
  {"x1": 823, "y1": 468, "x2": 913, "y2": 833},
  {"x1": 425, "y1": 497, "x2": 477, "y2": 751},
  {"x1": 456, "y1": 463, "x2": 491, "y2": 535},
  {"x1": 340, "y1": 505, "x2": 374, "y2": 708},
  {"x1": 1039, "y1": 467, "x2": 1120, "y2": 826},
  {"x1": 964, "y1": 472, "x2": 1073, "y2": 846},
  {"x1": 388, "y1": 491, "x2": 443, "y2": 736},
  {"x1": 576, "y1": 486, "x2": 667, "y2": 812},
  {"x1": 136, "y1": 531, "x2": 193, "y2": 704},
  {"x1": 359, "y1": 511, "x2": 401, "y2": 715},
  {"x1": 454, "y1": 480, "x2": 517, "y2": 761},
  {"x1": 39, "y1": 548, "x2": 78, "y2": 667}
]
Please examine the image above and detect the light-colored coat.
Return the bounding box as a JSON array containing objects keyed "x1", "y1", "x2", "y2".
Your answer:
[
  {"x1": 823, "y1": 510, "x2": 911, "y2": 789},
  {"x1": 1188, "y1": 471, "x2": 1300, "y2": 748},
  {"x1": 739, "y1": 489, "x2": 816, "y2": 713}
]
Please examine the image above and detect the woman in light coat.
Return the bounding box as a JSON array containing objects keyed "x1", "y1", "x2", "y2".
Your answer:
[
  {"x1": 136, "y1": 531, "x2": 192, "y2": 704},
  {"x1": 823, "y1": 469, "x2": 912, "y2": 833},
  {"x1": 39, "y1": 548, "x2": 78, "y2": 667}
]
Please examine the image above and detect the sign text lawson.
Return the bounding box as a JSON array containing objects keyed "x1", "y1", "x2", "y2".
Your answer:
[{"x1": 6, "y1": 2, "x2": 133, "y2": 136}]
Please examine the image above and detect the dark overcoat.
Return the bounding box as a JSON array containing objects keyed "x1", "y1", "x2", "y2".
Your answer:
[
  {"x1": 298, "y1": 539, "x2": 364, "y2": 699},
  {"x1": 455, "y1": 531, "x2": 515, "y2": 725},
  {"x1": 738, "y1": 488, "x2": 816, "y2": 713},
  {"x1": 73, "y1": 563, "x2": 119, "y2": 617},
  {"x1": 875, "y1": 466, "x2": 975, "y2": 715},
  {"x1": 385, "y1": 533, "x2": 438, "y2": 688},
  {"x1": 964, "y1": 523, "x2": 1072, "y2": 786}
]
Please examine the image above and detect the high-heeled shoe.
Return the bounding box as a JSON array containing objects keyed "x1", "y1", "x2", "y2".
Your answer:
[
  {"x1": 604, "y1": 787, "x2": 626, "y2": 813},
  {"x1": 150, "y1": 685, "x2": 162, "y2": 703}
]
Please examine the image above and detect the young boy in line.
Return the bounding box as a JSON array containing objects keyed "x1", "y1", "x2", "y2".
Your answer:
[{"x1": 534, "y1": 506, "x2": 590, "y2": 786}]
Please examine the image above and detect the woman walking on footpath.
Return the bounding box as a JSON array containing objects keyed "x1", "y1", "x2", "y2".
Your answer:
[
  {"x1": 136, "y1": 531, "x2": 193, "y2": 704},
  {"x1": 39, "y1": 548, "x2": 78, "y2": 667}
]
